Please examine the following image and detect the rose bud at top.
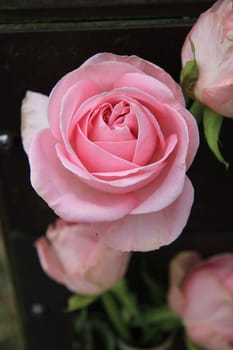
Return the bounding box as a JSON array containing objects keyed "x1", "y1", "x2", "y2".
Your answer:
[
  {"x1": 181, "y1": 0, "x2": 233, "y2": 118},
  {"x1": 168, "y1": 251, "x2": 233, "y2": 350},
  {"x1": 21, "y1": 52, "x2": 199, "y2": 251},
  {"x1": 36, "y1": 219, "x2": 131, "y2": 295}
]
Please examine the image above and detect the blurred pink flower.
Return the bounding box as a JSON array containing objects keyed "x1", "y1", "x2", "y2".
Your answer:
[
  {"x1": 168, "y1": 251, "x2": 233, "y2": 350},
  {"x1": 182, "y1": 0, "x2": 233, "y2": 118},
  {"x1": 36, "y1": 219, "x2": 130, "y2": 295}
]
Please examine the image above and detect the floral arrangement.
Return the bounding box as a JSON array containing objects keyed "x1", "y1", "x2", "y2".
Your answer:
[{"x1": 20, "y1": 0, "x2": 233, "y2": 349}]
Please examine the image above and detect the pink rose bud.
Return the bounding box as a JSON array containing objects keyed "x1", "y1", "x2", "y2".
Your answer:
[
  {"x1": 21, "y1": 52, "x2": 199, "y2": 251},
  {"x1": 168, "y1": 251, "x2": 233, "y2": 350},
  {"x1": 181, "y1": 0, "x2": 233, "y2": 118},
  {"x1": 35, "y1": 219, "x2": 131, "y2": 295}
]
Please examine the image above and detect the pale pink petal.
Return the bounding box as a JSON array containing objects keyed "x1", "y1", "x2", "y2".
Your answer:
[
  {"x1": 29, "y1": 129, "x2": 136, "y2": 222},
  {"x1": 132, "y1": 104, "x2": 189, "y2": 214},
  {"x1": 35, "y1": 237, "x2": 66, "y2": 284},
  {"x1": 21, "y1": 91, "x2": 49, "y2": 154},
  {"x1": 74, "y1": 124, "x2": 138, "y2": 172},
  {"x1": 56, "y1": 134, "x2": 176, "y2": 194},
  {"x1": 168, "y1": 251, "x2": 202, "y2": 315},
  {"x1": 95, "y1": 140, "x2": 137, "y2": 162},
  {"x1": 60, "y1": 79, "x2": 101, "y2": 142},
  {"x1": 83, "y1": 52, "x2": 185, "y2": 104},
  {"x1": 209, "y1": 0, "x2": 232, "y2": 15},
  {"x1": 98, "y1": 177, "x2": 194, "y2": 252},
  {"x1": 131, "y1": 102, "x2": 158, "y2": 165},
  {"x1": 48, "y1": 224, "x2": 100, "y2": 274},
  {"x1": 203, "y1": 83, "x2": 233, "y2": 118},
  {"x1": 114, "y1": 72, "x2": 178, "y2": 106},
  {"x1": 48, "y1": 61, "x2": 141, "y2": 139}
]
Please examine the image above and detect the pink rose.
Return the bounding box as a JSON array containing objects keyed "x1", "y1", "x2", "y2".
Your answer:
[
  {"x1": 21, "y1": 53, "x2": 199, "y2": 251},
  {"x1": 36, "y1": 219, "x2": 130, "y2": 295},
  {"x1": 182, "y1": 0, "x2": 233, "y2": 118},
  {"x1": 168, "y1": 251, "x2": 233, "y2": 350}
]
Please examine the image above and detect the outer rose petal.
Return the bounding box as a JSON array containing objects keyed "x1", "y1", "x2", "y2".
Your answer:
[
  {"x1": 82, "y1": 52, "x2": 185, "y2": 105},
  {"x1": 168, "y1": 251, "x2": 201, "y2": 315},
  {"x1": 36, "y1": 220, "x2": 131, "y2": 295},
  {"x1": 29, "y1": 129, "x2": 136, "y2": 222},
  {"x1": 21, "y1": 91, "x2": 49, "y2": 154},
  {"x1": 97, "y1": 177, "x2": 194, "y2": 251},
  {"x1": 203, "y1": 82, "x2": 233, "y2": 117},
  {"x1": 36, "y1": 237, "x2": 110, "y2": 294}
]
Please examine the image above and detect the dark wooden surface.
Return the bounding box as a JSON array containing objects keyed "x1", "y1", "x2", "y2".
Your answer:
[{"x1": 0, "y1": 1, "x2": 232, "y2": 349}]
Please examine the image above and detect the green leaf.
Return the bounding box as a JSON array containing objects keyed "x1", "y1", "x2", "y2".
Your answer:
[
  {"x1": 180, "y1": 40, "x2": 199, "y2": 99},
  {"x1": 203, "y1": 107, "x2": 229, "y2": 168},
  {"x1": 67, "y1": 293, "x2": 98, "y2": 312}
]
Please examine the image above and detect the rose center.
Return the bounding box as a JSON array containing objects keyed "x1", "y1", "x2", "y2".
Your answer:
[{"x1": 88, "y1": 100, "x2": 138, "y2": 142}]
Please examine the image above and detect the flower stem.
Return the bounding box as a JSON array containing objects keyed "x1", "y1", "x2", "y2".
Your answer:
[
  {"x1": 101, "y1": 292, "x2": 133, "y2": 344},
  {"x1": 144, "y1": 305, "x2": 182, "y2": 330}
]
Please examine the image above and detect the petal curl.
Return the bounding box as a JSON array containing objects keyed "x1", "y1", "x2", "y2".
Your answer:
[
  {"x1": 97, "y1": 177, "x2": 194, "y2": 252},
  {"x1": 29, "y1": 129, "x2": 136, "y2": 222},
  {"x1": 21, "y1": 91, "x2": 49, "y2": 154}
]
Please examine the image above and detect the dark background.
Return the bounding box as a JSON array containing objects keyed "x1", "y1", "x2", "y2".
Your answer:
[{"x1": 0, "y1": 1, "x2": 232, "y2": 349}]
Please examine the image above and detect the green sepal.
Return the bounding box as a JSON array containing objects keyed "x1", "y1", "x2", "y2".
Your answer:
[
  {"x1": 180, "y1": 40, "x2": 199, "y2": 99},
  {"x1": 203, "y1": 107, "x2": 229, "y2": 168},
  {"x1": 67, "y1": 293, "x2": 98, "y2": 312},
  {"x1": 189, "y1": 100, "x2": 204, "y2": 124}
]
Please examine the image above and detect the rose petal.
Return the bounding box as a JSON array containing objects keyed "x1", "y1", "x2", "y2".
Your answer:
[
  {"x1": 21, "y1": 91, "x2": 49, "y2": 154},
  {"x1": 29, "y1": 129, "x2": 136, "y2": 222},
  {"x1": 48, "y1": 60, "x2": 141, "y2": 139},
  {"x1": 168, "y1": 251, "x2": 201, "y2": 315},
  {"x1": 36, "y1": 237, "x2": 102, "y2": 294},
  {"x1": 132, "y1": 103, "x2": 189, "y2": 214},
  {"x1": 74, "y1": 124, "x2": 138, "y2": 172},
  {"x1": 35, "y1": 237, "x2": 66, "y2": 284},
  {"x1": 82, "y1": 52, "x2": 185, "y2": 104},
  {"x1": 97, "y1": 177, "x2": 194, "y2": 251},
  {"x1": 114, "y1": 72, "x2": 178, "y2": 107},
  {"x1": 60, "y1": 79, "x2": 101, "y2": 142},
  {"x1": 56, "y1": 133, "x2": 176, "y2": 194}
]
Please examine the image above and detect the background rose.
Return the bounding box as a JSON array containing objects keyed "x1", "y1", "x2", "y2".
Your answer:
[
  {"x1": 36, "y1": 219, "x2": 130, "y2": 295},
  {"x1": 21, "y1": 52, "x2": 199, "y2": 251},
  {"x1": 168, "y1": 251, "x2": 233, "y2": 350},
  {"x1": 181, "y1": 0, "x2": 233, "y2": 118}
]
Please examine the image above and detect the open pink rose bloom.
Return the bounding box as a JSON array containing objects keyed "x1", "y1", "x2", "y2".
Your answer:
[
  {"x1": 36, "y1": 219, "x2": 130, "y2": 295},
  {"x1": 168, "y1": 251, "x2": 233, "y2": 350},
  {"x1": 182, "y1": 0, "x2": 233, "y2": 118},
  {"x1": 21, "y1": 53, "x2": 199, "y2": 251}
]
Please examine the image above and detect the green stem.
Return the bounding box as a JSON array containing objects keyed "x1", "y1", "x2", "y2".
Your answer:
[
  {"x1": 101, "y1": 292, "x2": 132, "y2": 344},
  {"x1": 189, "y1": 100, "x2": 203, "y2": 123},
  {"x1": 112, "y1": 279, "x2": 142, "y2": 323}
]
